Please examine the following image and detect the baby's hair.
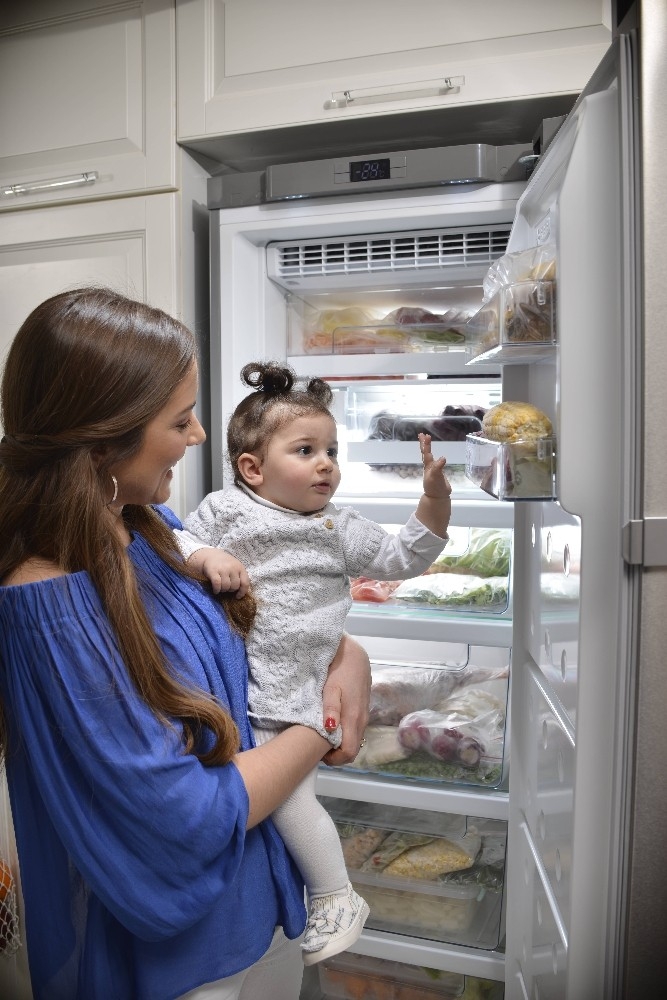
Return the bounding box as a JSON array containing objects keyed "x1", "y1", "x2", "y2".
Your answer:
[{"x1": 227, "y1": 361, "x2": 333, "y2": 486}]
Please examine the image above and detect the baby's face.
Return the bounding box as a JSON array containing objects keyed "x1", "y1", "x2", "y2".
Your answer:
[{"x1": 254, "y1": 413, "x2": 340, "y2": 512}]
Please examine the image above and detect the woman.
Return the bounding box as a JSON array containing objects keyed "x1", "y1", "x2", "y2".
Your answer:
[{"x1": 0, "y1": 288, "x2": 370, "y2": 1000}]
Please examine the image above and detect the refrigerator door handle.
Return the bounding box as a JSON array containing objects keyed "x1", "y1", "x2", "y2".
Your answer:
[{"x1": 622, "y1": 517, "x2": 667, "y2": 566}]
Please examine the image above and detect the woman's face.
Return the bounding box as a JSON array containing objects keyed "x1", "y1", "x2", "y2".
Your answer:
[{"x1": 110, "y1": 362, "x2": 206, "y2": 508}]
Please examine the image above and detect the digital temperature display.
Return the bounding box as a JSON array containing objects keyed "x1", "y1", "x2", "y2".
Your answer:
[{"x1": 349, "y1": 157, "x2": 391, "y2": 182}]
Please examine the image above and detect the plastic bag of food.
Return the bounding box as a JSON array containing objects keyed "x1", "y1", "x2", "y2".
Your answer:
[
  {"x1": 368, "y1": 664, "x2": 463, "y2": 725},
  {"x1": 361, "y1": 827, "x2": 481, "y2": 878},
  {"x1": 352, "y1": 725, "x2": 412, "y2": 766},
  {"x1": 482, "y1": 243, "x2": 557, "y2": 301},
  {"x1": 392, "y1": 573, "x2": 508, "y2": 610},
  {"x1": 397, "y1": 683, "x2": 506, "y2": 769},
  {"x1": 425, "y1": 527, "x2": 511, "y2": 578}
]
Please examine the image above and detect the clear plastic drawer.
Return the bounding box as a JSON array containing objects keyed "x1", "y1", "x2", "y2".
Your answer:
[
  {"x1": 317, "y1": 953, "x2": 505, "y2": 999},
  {"x1": 350, "y1": 525, "x2": 512, "y2": 617},
  {"x1": 340, "y1": 648, "x2": 510, "y2": 789},
  {"x1": 320, "y1": 799, "x2": 506, "y2": 950}
]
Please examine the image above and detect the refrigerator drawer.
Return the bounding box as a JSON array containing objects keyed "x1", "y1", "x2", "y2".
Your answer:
[
  {"x1": 320, "y1": 798, "x2": 506, "y2": 950},
  {"x1": 331, "y1": 380, "x2": 500, "y2": 502},
  {"x1": 317, "y1": 952, "x2": 506, "y2": 1000},
  {"x1": 338, "y1": 647, "x2": 510, "y2": 790},
  {"x1": 349, "y1": 525, "x2": 512, "y2": 620}
]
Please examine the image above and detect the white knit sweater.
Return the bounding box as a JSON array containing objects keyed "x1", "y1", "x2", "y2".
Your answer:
[{"x1": 177, "y1": 485, "x2": 447, "y2": 745}]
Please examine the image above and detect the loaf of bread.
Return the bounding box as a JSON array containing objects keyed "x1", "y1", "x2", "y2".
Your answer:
[{"x1": 481, "y1": 401, "x2": 552, "y2": 443}]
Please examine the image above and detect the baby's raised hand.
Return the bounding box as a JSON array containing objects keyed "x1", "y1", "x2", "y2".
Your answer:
[
  {"x1": 188, "y1": 547, "x2": 251, "y2": 598},
  {"x1": 419, "y1": 433, "x2": 452, "y2": 499}
]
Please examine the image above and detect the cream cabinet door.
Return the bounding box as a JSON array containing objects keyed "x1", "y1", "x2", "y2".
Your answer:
[
  {"x1": 0, "y1": 0, "x2": 176, "y2": 212},
  {"x1": 176, "y1": 0, "x2": 611, "y2": 140},
  {"x1": 0, "y1": 194, "x2": 201, "y2": 518}
]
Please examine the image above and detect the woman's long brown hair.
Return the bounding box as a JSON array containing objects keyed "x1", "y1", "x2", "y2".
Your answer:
[{"x1": 0, "y1": 287, "x2": 252, "y2": 765}]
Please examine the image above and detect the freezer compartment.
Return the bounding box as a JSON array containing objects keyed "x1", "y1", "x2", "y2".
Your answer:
[
  {"x1": 350, "y1": 525, "x2": 512, "y2": 618},
  {"x1": 341, "y1": 648, "x2": 509, "y2": 789},
  {"x1": 320, "y1": 799, "x2": 506, "y2": 949},
  {"x1": 465, "y1": 280, "x2": 557, "y2": 365},
  {"x1": 465, "y1": 434, "x2": 556, "y2": 501},
  {"x1": 315, "y1": 953, "x2": 504, "y2": 1000},
  {"x1": 332, "y1": 380, "x2": 501, "y2": 500}
]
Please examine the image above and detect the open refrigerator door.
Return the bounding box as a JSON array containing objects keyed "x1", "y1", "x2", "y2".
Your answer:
[{"x1": 209, "y1": 176, "x2": 532, "y2": 996}]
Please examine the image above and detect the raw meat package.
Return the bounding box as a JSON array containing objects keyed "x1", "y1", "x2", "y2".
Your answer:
[
  {"x1": 322, "y1": 799, "x2": 506, "y2": 949},
  {"x1": 318, "y1": 951, "x2": 504, "y2": 999},
  {"x1": 341, "y1": 658, "x2": 509, "y2": 787}
]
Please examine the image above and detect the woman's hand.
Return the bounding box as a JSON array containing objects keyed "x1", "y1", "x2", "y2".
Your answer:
[{"x1": 321, "y1": 634, "x2": 371, "y2": 767}]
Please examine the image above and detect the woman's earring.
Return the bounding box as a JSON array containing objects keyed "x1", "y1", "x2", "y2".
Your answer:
[{"x1": 109, "y1": 474, "x2": 119, "y2": 505}]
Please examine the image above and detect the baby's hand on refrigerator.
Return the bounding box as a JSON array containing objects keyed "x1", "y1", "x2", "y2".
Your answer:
[
  {"x1": 419, "y1": 433, "x2": 452, "y2": 499},
  {"x1": 188, "y1": 547, "x2": 251, "y2": 597}
]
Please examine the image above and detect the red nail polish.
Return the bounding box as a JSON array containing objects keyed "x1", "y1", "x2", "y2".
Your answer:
[{"x1": 325, "y1": 717, "x2": 337, "y2": 731}]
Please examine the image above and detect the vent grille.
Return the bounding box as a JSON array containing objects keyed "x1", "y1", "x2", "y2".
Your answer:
[{"x1": 273, "y1": 226, "x2": 511, "y2": 278}]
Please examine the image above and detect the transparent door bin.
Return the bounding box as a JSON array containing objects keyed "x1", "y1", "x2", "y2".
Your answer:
[
  {"x1": 317, "y1": 954, "x2": 504, "y2": 1000},
  {"x1": 465, "y1": 280, "x2": 556, "y2": 365},
  {"x1": 320, "y1": 799, "x2": 506, "y2": 950},
  {"x1": 340, "y1": 652, "x2": 509, "y2": 788},
  {"x1": 350, "y1": 526, "x2": 512, "y2": 617},
  {"x1": 465, "y1": 434, "x2": 556, "y2": 500}
]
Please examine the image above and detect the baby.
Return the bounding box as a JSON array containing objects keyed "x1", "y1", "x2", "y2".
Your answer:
[{"x1": 176, "y1": 361, "x2": 451, "y2": 965}]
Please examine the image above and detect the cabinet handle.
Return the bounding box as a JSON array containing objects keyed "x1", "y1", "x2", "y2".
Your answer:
[
  {"x1": 1, "y1": 171, "x2": 98, "y2": 198},
  {"x1": 325, "y1": 76, "x2": 463, "y2": 110}
]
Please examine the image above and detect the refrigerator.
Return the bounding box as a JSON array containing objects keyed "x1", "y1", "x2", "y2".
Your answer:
[{"x1": 205, "y1": 3, "x2": 667, "y2": 997}]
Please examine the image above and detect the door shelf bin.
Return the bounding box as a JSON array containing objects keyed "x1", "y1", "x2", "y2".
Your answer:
[
  {"x1": 320, "y1": 798, "x2": 506, "y2": 950},
  {"x1": 318, "y1": 951, "x2": 505, "y2": 999},
  {"x1": 339, "y1": 652, "x2": 510, "y2": 789},
  {"x1": 465, "y1": 280, "x2": 556, "y2": 364},
  {"x1": 465, "y1": 434, "x2": 556, "y2": 501}
]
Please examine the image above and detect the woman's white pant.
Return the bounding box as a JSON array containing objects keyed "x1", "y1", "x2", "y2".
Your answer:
[{"x1": 176, "y1": 926, "x2": 303, "y2": 1000}]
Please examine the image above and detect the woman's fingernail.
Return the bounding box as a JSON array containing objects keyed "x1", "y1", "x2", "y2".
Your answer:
[{"x1": 325, "y1": 717, "x2": 337, "y2": 731}]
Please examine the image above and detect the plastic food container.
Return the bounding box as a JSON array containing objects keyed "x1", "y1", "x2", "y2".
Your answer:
[
  {"x1": 466, "y1": 280, "x2": 556, "y2": 363},
  {"x1": 465, "y1": 433, "x2": 556, "y2": 500},
  {"x1": 340, "y1": 653, "x2": 510, "y2": 789},
  {"x1": 292, "y1": 307, "x2": 473, "y2": 357},
  {"x1": 320, "y1": 799, "x2": 506, "y2": 950},
  {"x1": 318, "y1": 952, "x2": 465, "y2": 999}
]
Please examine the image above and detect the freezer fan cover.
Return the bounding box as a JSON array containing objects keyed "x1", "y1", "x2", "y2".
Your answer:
[{"x1": 267, "y1": 225, "x2": 511, "y2": 288}]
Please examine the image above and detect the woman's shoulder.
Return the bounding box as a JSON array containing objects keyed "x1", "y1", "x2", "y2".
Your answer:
[{"x1": 2, "y1": 556, "x2": 67, "y2": 587}]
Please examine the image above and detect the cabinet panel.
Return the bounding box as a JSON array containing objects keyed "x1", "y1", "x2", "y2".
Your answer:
[
  {"x1": 0, "y1": 194, "x2": 196, "y2": 518},
  {"x1": 176, "y1": 0, "x2": 611, "y2": 140},
  {"x1": 0, "y1": 0, "x2": 176, "y2": 211}
]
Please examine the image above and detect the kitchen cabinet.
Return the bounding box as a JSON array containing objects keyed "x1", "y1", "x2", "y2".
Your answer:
[
  {"x1": 0, "y1": 0, "x2": 177, "y2": 211},
  {"x1": 0, "y1": 173, "x2": 211, "y2": 522},
  {"x1": 176, "y1": 0, "x2": 611, "y2": 144}
]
